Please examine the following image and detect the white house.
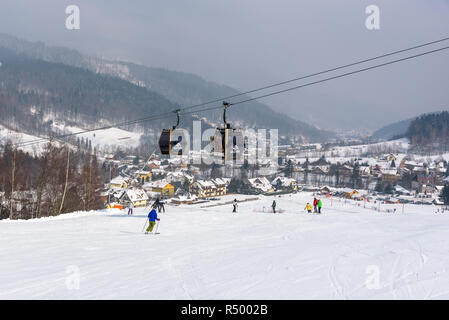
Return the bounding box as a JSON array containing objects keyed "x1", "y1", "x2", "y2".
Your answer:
[
  {"x1": 248, "y1": 177, "x2": 274, "y2": 193},
  {"x1": 120, "y1": 188, "x2": 149, "y2": 207}
]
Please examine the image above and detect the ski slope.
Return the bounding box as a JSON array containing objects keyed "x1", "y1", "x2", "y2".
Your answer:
[{"x1": 1, "y1": 193, "x2": 449, "y2": 300}]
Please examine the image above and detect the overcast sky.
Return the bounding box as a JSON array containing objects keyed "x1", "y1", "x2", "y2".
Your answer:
[{"x1": 1, "y1": 0, "x2": 448, "y2": 133}]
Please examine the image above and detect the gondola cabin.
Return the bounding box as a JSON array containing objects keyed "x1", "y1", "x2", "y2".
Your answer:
[
  {"x1": 158, "y1": 128, "x2": 183, "y2": 155},
  {"x1": 158, "y1": 109, "x2": 182, "y2": 155}
]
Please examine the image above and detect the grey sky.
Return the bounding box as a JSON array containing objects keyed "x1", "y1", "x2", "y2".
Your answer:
[{"x1": 1, "y1": 0, "x2": 448, "y2": 132}]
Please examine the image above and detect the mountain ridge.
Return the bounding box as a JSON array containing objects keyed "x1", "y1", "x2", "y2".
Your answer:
[{"x1": 0, "y1": 32, "x2": 332, "y2": 142}]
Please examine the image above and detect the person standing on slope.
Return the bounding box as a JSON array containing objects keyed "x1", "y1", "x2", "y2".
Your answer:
[
  {"x1": 146, "y1": 206, "x2": 160, "y2": 234},
  {"x1": 317, "y1": 199, "x2": 322, "y2": 214},
  {"x1": 127, "y1": 202, "x2": 133, "y2": 215},
  {"x1": 153, "y1": 197, "x2": 161, "y2": 212},
  {"x1": 305, "y1": 203, "x2": 312, "y2": 213},
  {"x1": 232, "y1": 199, "x2": 238, "y2": 213},
  {"x1": 272, "y1": 200, "x2": 277, "y2": 213},
  {"x1": 159, "y1": 198, "x2": 166, "y2": 213},
  {"x1": 313, "y1": 197, "x2": 318, "y2": 213}
]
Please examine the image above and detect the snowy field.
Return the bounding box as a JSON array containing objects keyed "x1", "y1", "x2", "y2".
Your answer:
[{"x1": 1, "y1": 193, "x2": 449, "y2": 300}]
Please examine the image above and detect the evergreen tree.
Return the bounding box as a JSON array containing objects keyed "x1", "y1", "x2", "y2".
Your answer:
[{"x1": 284, "y1": 159, "x2": 294, "y2": 178}]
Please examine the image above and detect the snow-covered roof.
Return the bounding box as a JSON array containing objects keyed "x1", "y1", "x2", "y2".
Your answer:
[
  {"x1": 394, "y1": 185, "x2": 411, "y2": 194},
  {"x1": 144, "y1": 179, "x2": 172, "y2": 189},
  {"x1": 125, "y1": 188, "x2": 149, "y2": 202},
  {"x1": 196, "y1": 180, "x2": 216, "y2": 189},
  {"x1": 211, "y1": 178, "x2": 228, "y2": 186},
  {"x1": 135, "y1": 170, "x2": 151, "y2": 175},
  {"x1": 167, "y1": 171, "x2": 194, "y2": 181},
  {"x1": 248, "y1": 177, "x2": 273, "y2": 192},
  {"x1": 110, "y1": 175, "x2": 128, "y2": 185},
  {"x1": 271, "y1": 176, "x2": 296, "y2": 187}
]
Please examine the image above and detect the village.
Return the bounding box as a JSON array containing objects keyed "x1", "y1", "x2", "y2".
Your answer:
[{"x1": 102, "y1": 139, "x2": 449, "y2": 212}]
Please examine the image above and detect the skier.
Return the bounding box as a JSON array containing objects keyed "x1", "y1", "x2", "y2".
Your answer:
[
  {"x1": 153, "y1": 197, "x2": 161, "y2": 213},
  {"x1": 232, "y1": 199, "x2": 238, "y2": 213},
  {"x1": 272, "y1": 200, "x2": 277, "y2": 213},
  {"x1": 146, "y1": 206, "x2": 160, "y2": 234},
  {"x1": 317, "y1": 199, "x2": 322, "y2": 214},
  {"x1": 159, "y1": 198, "x2": 166, "y2": 213},
  {"x1": 127, "y1": 202, "x2": 133, "y2": 215},
  {"x1": 305, "y1": 203, "x2": 312, "y2": 213},
  {"x1": 313, "y1": 197, "x2": 318, "y2": 213}
]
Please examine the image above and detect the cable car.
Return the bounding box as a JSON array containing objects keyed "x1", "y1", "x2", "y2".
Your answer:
[
  {"x1": 210, "y1": 102, "x2": 245, "y2": 161},
  {"x1": 158, "y1": 109, "x2": 182, "y2": 155}
]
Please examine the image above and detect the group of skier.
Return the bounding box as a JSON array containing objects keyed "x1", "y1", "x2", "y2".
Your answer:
[
  {"x1": 232, "y1": 198, "x2": 322, "y2": 214},
  {"x1": 305, "y1": 197, "x2": 323, "y2": 214},
  {"x1": 125, "y1": 197, "x2": 165, "y2": 234},
  {"x1": 145, "y1": 197, "x2": 166, "y2": 233}
]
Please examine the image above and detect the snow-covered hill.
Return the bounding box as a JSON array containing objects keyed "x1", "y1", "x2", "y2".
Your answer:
[{"x1": 2, "y1": 193, "x2": 449, "y2": 299}]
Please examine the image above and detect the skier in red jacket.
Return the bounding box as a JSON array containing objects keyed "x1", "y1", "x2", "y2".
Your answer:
[{"x1": 313, "y1": 197, "x2": 318, "y2": 213}]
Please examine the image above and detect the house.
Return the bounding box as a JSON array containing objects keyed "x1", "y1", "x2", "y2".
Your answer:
[
  {"x1": 144, "y1": 180, "x2": 175, "y2": 197},
  {"x1": 189, "y1": 180, "x2": 224, "y2": 199},
  {"x1": 211, "y1": 178, "x2": 228, "y2": 196},
  {"x1": 381, "y1": 168, "x2": 398, "y2": 184},
  {"x1": 166, "y1": 171, "x2": 194, "y2": 184},
  {"x1": 135, "y1": 170, "x2": 152, "y2": 184},
  {"x1": 320, "y1": 185, "x2": 332, "y2": 195},
  {"x1": 271, "y1": 176, "x2": 298, "y2": 191},
  {"x1": 120, "y1": 188, "x2": 149, "y2": 207},
  {"x1": 109, "y1": 175, "x2": 129, "y2": 189},
  {"x1": 108, "y1": 189, "x2": 125, "y2": 203},
  {"x1": 359, "y1": 165, "x2": 371, "y2": 176},
  {"x1": 248, "y1": 177, "x2": 274, "y2": 194}
]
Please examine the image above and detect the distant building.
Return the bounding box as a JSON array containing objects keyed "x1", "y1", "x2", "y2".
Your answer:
[
  {"x1": 109, "y1": 176, "x2": 129, "y2": 189},
  {"x1": 248, "y1": 177, "x2": 274, "y2": 194},
  {"x1": 189, "y1": 179, "x2": 227, "y2": 199},
  {"x1": 135, "y1": 170, "x2": 152, "y2": 184},
  {"x1": 381, "y1": 168, "x2": 398, "y2": 184},
  {"x1": 271, "y1": 176, "x2": 298, "y2": 191},
  {"x1": 144, "y1": 180, "x2": 175, "y2": 198},
  {"x1": 120, "y1": 188, "x2": 149, "y2": 207}
]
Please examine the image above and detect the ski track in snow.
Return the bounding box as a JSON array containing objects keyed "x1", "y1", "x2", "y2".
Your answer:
[{"x1": 1, "y1": 193, "x2": 449, "y2": 299}]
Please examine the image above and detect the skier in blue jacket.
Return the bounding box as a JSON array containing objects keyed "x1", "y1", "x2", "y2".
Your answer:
[{"x1": 146, "y1": 207, "x2": 160, "y2": 234}]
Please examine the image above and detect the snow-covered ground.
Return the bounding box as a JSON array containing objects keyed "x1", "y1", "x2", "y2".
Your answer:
[
  {"x1": 1, "y1": 193, "x2": 449, "y2": 300},
  {"x1": 0, "y1": 125, "x2": 50, "y2": 154},
  {"x1": 52, "y1": 123, "x2": 142, "y2": 149}
]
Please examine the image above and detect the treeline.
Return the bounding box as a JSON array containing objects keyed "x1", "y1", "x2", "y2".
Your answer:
[
  {"x1": 406, "y1": 111, "x2": 449, "y2": 154},
  {"x1": 0, "y1": 141, "x2": 104, "y2": 220}
]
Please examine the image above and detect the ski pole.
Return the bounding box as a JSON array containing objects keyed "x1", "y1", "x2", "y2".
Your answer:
[
  {"x1": 154, "y1": 219, "x2": 160, "y2": 234},
  {"x1": 141, "y1": 219, "x2": 148, "y2": 233}
]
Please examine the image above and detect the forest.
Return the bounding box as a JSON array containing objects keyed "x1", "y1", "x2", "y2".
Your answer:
[
  {"x1": 0, "y1": 46, "x2": 187, "y2": 140},
  {"x1": 406, "y1": 111, "x2": 449, "y2": 154}
]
